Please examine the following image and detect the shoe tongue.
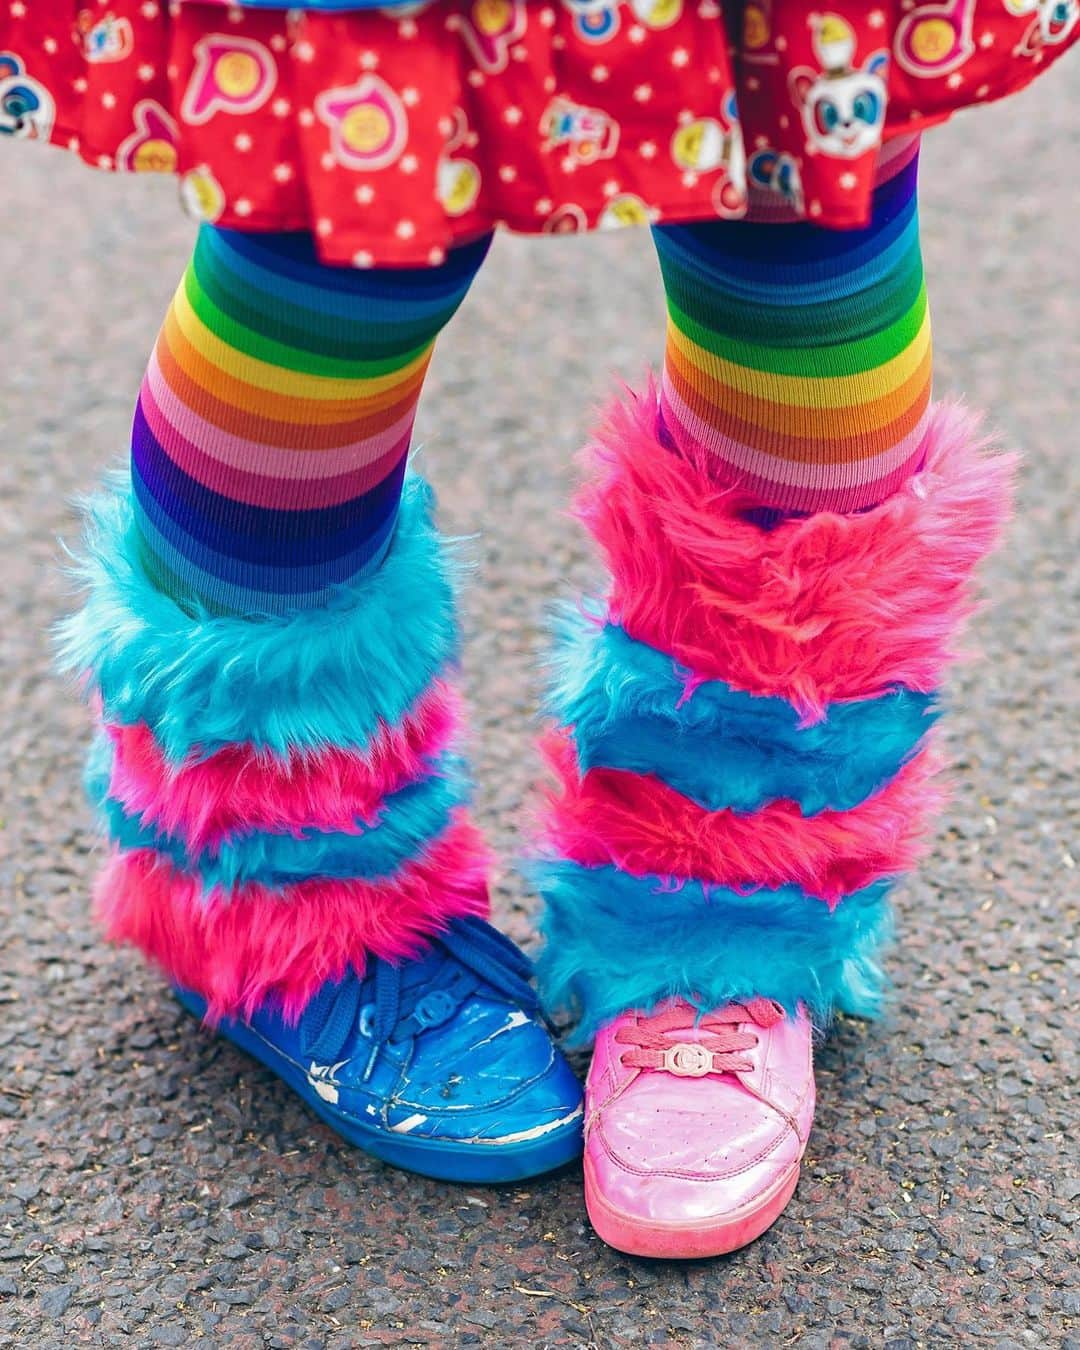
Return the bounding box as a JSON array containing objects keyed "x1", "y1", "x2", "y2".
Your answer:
[
  {"x1": 655, "y1": 1017, "x2": 714, "y2": 1046},
  {"x1": 398, "y1": 946, "x2": 450, "y2": 994},
  {"x1": 393, "y1": 947, "x2": 484, "y2": 1040},
  {"x1": 648, "y1": 1000, "x2": 743, "y2": 1043}
]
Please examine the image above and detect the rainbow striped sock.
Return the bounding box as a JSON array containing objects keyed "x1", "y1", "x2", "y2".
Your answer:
[
  {"x1": 654, "y1": 148, "x2": 930, "y2": 515},
  {"x1": 130, "y1": 227, "x2": 490, "y2": 616}
]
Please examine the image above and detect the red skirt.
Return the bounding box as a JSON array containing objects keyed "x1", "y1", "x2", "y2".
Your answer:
[{"x1": 3, "y1": 0, "x2": 1075, "y2": 265}]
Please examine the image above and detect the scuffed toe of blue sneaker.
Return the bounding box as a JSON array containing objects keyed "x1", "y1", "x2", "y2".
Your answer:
[{"x1": 384, "y1": 996, "x2": 584, "y2": 1151}]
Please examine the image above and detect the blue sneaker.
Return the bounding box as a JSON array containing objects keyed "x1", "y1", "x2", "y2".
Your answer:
[{"x1": 174, "y1": 917, "x2": 583, "y2": 1182}]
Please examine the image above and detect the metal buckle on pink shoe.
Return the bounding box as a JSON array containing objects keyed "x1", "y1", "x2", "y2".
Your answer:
[{"x1": 662, "y1": 1042, "x2": 715, "y2": 1077}]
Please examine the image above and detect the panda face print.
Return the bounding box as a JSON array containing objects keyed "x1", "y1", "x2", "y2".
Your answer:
[
  {"x1": 788, "y1": 14, "x2": 889, "y2": 161},
  {"x1": 1028, "y1": 0, "x2": 1078, "y2": 44},
  {"x1": 802, "y1": 67, "x2": 887, "y2": 158},
  {"x1": 0, "y1": 54, "x2": 55, "y2": 142}
]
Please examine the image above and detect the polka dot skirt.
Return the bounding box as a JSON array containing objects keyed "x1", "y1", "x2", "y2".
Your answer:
[{"x1": 2, "y1": 0, "x2": 1075, "y2": 265}]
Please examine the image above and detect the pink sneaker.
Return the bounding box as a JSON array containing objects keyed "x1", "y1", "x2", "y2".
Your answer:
[{"x1": 583, "y1": 998, "x2": 815, "y2": 1259}]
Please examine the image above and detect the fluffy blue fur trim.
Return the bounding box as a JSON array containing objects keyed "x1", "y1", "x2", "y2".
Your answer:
[
  {"x1": 535, "y1": 861, "x2": 893, "y2": 1043},
  {"x1": 85, "y1": 733, "x2": 469, "y2": 891},
  {"x1": 548, "y1": 610, "x2": 937, "y2": 815},
  {"x1": 56, "y1": 472, "x2": 462, "y2": 762}
]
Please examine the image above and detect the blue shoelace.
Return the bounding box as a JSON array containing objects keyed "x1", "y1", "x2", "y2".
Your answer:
[{"x1": 299, "y1": 917, "x2": 539, "y2": 1070}]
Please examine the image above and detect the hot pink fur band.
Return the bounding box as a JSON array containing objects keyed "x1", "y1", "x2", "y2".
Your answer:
[
  {"x1": 578, "y1": 384, "x2": 1016, "y2": 722},
  {"x1": 538, "y1": 730, "x2": 946, "y2": 907},
  {"x1": 95, "y1": 810, "x2": 492, "y2": 1023},
  {"x1": 104, "y1": 680, "x2": 460, "y2": 852}
]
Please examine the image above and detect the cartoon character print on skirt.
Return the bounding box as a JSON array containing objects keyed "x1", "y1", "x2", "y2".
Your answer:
[
  {"x1": 0, "y1": 0, "x2": 1076, "y2": 263},
  {"x1": 788, "y1": 14, "x2": 889, "y2": 161},
  {"x1": 1005, "y1": 0, "x2": 1079, "y2": 54},
  {"x1": 0, "y1": 52, "x2": 55, "y2": 142}
]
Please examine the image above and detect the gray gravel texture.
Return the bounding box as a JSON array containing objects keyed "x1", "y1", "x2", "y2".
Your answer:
[{"x1": 1, "y1": 58, "x2": 1077, "y2": 1350}]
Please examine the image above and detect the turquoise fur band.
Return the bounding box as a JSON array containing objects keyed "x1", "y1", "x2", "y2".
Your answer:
[
  {"x1": 549, "y1": 612, "x2": 937, "y2": 815},
  {"x1": 536, "y1": 862, "x2": 894, "y2": 1042},
  {"x1": 57, "y1": 472, "x2": 463, "y2": 761}
]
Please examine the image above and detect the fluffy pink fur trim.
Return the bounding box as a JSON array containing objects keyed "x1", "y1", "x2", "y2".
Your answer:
[
  {"x1": 95, "y1": 810, "x2": 492, "y2": 1023},
  {"x1": 104, "y1": 680, "x2": 460, "y2": 852},
  {"x1": 578, "y1": 384, "x2": 1016, "y2": 721},
  {"x1": 538, "y1": 729, "x2": 947, "y2": 907}
]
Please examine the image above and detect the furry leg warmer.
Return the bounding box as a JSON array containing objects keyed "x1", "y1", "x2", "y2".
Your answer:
[
  {"x1": 58, "y1": 473, "x2": 491, "y2": 1023},
  {"x1": 534, "y1": 383, "x2": 1015, "y2": 1041}
]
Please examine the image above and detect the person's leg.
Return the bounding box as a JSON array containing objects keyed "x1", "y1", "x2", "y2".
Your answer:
[
  {"x1": 536, "y1": 151, "x2": 1015, "y2": 1251},
  {"x1": 61, "y1": 227, "x2": 583, "y2": 1182},
  {"x1": 131, "y1": 227, "x2": 486, "y2": 616},
  {"x1": 655, "y1": 145, "x2": 930, "y2": 515}
]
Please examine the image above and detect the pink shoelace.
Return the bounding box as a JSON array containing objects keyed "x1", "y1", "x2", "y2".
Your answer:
[{"x1": 614, "y1": 998, "x2": 785, "y2": 1077}]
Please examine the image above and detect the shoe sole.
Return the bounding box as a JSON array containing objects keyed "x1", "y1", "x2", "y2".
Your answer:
[
  {"x1": 583, "y1": 1153, "x2": 801, "y2": 1259},
  {"x1": 174, "y1": 987, "x2": 583, "y2": 1184}
]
